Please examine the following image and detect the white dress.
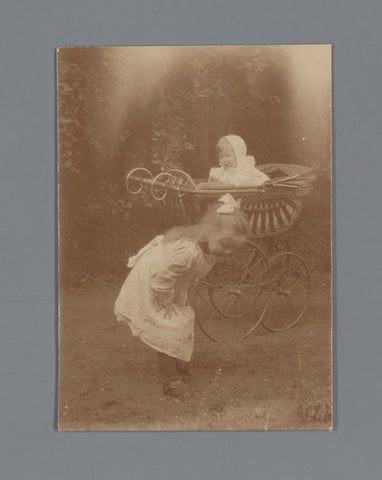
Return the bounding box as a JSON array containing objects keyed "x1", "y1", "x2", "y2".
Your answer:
[
  {"x1": 114, "y1": 236, "x2": 216, "y2": 361},
  {"x1": 209, "y1": 166, "x2": 270, "y2": 186},
  {"x1": 209, "y1": 156, "x2": 270, "y2": 187}
]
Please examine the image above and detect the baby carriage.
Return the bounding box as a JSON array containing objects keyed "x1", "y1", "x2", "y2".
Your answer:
[{"x1": 126, "y1": 163, "x2": 316, "y2": 343}]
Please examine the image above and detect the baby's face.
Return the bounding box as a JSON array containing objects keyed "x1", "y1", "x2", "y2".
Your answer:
[{"x1": 218, "y1": 142, "x2": 237, "y2": 170}]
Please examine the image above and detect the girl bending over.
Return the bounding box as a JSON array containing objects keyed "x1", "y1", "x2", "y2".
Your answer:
[{"x1": 114, "y1": 195, "x2": 249, "y2": 399}]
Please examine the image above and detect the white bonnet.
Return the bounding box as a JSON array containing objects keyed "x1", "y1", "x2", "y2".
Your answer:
[{"x1": 222, "y1": 135, "x2": 255, "y2": 167}]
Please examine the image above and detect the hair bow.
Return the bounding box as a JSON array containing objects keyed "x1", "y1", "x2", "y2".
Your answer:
[{"x1": 217, "y1": 193, "x2": 241, "y2": 214}]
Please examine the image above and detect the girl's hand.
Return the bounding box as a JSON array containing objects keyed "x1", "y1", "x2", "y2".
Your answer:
[{"x1": 153, "y1": 290, "x2": 175, "y2": 308}]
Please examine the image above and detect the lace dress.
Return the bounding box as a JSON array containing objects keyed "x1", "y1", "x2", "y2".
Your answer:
[
  {"x1": 209, "y1": 156, "x2": 270, "y2": 186},
  {"x1": 114, "y1": 236, "x2": 216, "y2": 361}
]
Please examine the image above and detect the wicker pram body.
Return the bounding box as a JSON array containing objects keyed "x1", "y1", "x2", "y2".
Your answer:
[{"x1": 127, "y1": 163, "x2": 315, "y2": 238}]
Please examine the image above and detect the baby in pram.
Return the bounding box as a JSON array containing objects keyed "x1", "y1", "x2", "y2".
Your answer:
[{"x1": 198, "y1": 135, "x2": 270, "y2": 188}]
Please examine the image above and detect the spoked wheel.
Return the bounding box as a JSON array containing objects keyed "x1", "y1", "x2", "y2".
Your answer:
[
  {"x1": 267, "y1": 236, "x2": 290, "y2": 256},
  {"x1": 261, "y1": 252, "x2": 310, "y2": 332},
  {"x1": 195, "y1": 241, "x2": 271, "y2": 343}
]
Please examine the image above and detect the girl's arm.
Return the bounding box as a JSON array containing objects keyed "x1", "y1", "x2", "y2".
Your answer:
[{"x1": 148, "y1": 243, "x2": 195, "y2": 306}]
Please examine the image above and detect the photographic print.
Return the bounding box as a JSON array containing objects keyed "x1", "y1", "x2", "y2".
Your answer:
[{"x1": 57, "y1": 45, "x2": 332, "y2": 430}]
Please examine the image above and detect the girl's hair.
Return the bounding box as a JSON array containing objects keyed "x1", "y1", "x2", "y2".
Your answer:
[{"x1": 163, "y1": 203, "x2": 249, "y2": 244}]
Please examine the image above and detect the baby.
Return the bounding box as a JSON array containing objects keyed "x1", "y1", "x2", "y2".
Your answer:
[{"x1": 208, "y1": 135, "x2": 270, "y2": 187}]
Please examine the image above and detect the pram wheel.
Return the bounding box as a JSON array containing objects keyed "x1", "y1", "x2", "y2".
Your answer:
[
  {"x1": 194, "y1": 242, "x2": 270, "y2": 343},
  {"x1": 261, "y1": 252, "x2": 310, "y2": 332}
]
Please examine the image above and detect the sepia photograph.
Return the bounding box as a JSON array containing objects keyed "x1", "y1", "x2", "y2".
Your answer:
[{"x1": 57, "y1": 45, "x2": 332, "y2": 430}]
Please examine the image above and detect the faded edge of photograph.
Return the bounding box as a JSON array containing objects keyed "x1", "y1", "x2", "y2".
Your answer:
[{"x1": 57, "y1": 45, "x2": 332, "y2": 431}]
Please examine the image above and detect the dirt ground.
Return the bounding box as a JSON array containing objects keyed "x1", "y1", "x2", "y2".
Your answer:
[{"x1": 58, "y1": 270, "x2": 332, "y2": 431}]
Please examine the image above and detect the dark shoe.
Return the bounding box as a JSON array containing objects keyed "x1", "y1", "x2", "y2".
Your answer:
[
  {"x1": 163, "y1": 379, "x2": 192, "y2": 400},
  {"x1": 176, "y1": 360, "x2": 192, "y2": 376}
]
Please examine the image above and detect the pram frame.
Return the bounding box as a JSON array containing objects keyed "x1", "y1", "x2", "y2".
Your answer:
[{"x1": 126, "y1": 164, "x2": 315, "y2": 343}]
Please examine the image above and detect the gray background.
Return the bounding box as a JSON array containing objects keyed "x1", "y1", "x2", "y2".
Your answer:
[{"x1": 0, "y1": 0, "x2": 381, "y2": 478}]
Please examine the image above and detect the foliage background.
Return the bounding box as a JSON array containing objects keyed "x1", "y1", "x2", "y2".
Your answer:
[{"x1": 57, "y1": 45, "x2": 331, "y2": 287}]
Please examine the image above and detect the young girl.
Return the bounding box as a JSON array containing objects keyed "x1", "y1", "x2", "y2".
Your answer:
[
  {"x1": 114, "y1": 194, "x2": 249, "y2": 399},
  {"x1": 203, "y1": 135, "x2": 270, "y2": 187}
]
